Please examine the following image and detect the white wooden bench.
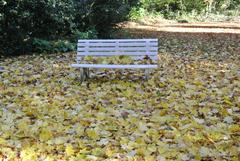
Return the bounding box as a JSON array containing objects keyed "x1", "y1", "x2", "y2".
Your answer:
[{"x1": 71, "y1": 39, "x2": 158, "y2": 81}]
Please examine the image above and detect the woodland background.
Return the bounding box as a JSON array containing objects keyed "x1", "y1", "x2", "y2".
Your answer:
[{"x1": 1, "y1": 0, "x2": 240, "y2": 56}]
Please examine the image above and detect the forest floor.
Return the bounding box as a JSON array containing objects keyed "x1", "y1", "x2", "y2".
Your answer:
[{"x1": 0, "y1": 21, "x2": 240, "y2": 161}]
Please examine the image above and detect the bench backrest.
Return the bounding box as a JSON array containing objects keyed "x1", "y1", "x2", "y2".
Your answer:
[{"x1": 77, "y1": 39, "x2": 158, "y2": 61}]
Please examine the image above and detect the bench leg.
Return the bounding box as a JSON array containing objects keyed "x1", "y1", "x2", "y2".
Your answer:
[
  {"x1": 80, "y1": 68, "x2": 86, "y2": 82},
  {"x1": 80, "y1": 68, "x2": 90, "y2": 82},
  {"x1": 79, "y1": 68, "x2": 90, "y2": 82},
  {"x1": 144, "y1": 69, "x2": 150, "y2": 80},
  {"x1": 84, "y1": 68, "x2": 90, "y2": 79}
]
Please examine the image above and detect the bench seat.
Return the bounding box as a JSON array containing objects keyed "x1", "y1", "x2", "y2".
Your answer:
[{"x1": 71, "y1": 64, "x2": 158, "y2": 69}]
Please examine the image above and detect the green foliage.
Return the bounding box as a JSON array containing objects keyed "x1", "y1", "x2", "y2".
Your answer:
[
  {"x1": 89, "y1": 0, "x2": 137, "y2": 37},
  {"x1": 0, "y1": 0, "x2": 76, "y2": 55},
  {"x1": 1, "y1": 0, "x2": 239, "y2": 56},
  {"x1": 32, "y1": 29, "x2": 98, "y2": 53},
  {"x1": 182, "y1": 0, "x2": 206, "y2": 12},
  {"x1": 140, "y1": 0, "x2": 181, "y2": 13},
  {"x1": 32, "y1": 39, "x2": 75, "y2": 53},
  {"x1": 130, "y1": 0, "x2": 240, "y2": 19},
  {"x1": 70, "y1": 28, "x2": 98, "y2": 42},
  {"x1": 214, "y1": 0, "x2": 240, "y2": 11},
  {"x1": 0, "y1": 0, "x2": 136, "y2": 56},
  {"x1": 129, "y1": 7, "x2": 149, "y2": 20}
]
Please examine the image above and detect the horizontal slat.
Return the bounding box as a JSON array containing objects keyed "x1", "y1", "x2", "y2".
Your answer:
[
  {"x1": 77, "y1": 47, "x2": 158, "y2": 52},
  {"x1": 76, "y1": 56, "x2": 158, "y2": 61},
  {"x1": 78, "y1": 44, "x2": 115, "y2": 47},
  {"x1": 77, "y1": 52, "x2": 157, "y2": 56},
  {"x1": 71, "y1": 64, "x2": 158, "y2": 69},
  {"x1": 78, "y1": 39, "x2": 158, "y2": 43},
  {"x1": 78, "y1": 46, "x2": 158, "y2": 49},
  {"x1": 78, "y1": 43, "x2": 158, "y2": 47},
  {"x1": 77, "y1": 51, "x2": 158, "y2": 53}
]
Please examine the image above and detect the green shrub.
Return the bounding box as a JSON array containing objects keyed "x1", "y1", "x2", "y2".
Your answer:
[
  {"x1": 129, "y1": 7, "x2": 151, "y2": 20},
  {"x1": 32, "y1": 29, "x2": 98, "y2": 53},
  {"x1": 71, "y1": 28, "x2": 98, "y2": 41},
  {"x1": 139, "y1": 0, "x2": 181, "y2": 14},
  {"x1": 0, "y1": 0, "x2": 136, "y2": 56},
  {"x1": 182, "y1": 0, "x2": 206, "y2": 12},
  {"x1": 32, "y1": 39, "x2": 75, "y2": 53},
  {"x1": 0, "y1": 0, "x2": 76, "y2": 55},
  {"x1": 89, "y1": 0, "x2": 136, "y2": 37},
  {"x1": 129, "y1": 0, "x2": 240, "y2": 19}
]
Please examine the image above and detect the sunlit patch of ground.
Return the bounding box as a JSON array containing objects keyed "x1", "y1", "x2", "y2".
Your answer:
[{"x1": 119, "y1": 21, "x2": 240, "y2": 34}]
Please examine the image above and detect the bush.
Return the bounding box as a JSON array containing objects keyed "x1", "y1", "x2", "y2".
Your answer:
[
  {"x1": 129, "y1": 7, "x2": 149, "y2": 20},
  {"x1": 89, "y1": 0, "x2": 136, "y2": 37},
  {"x1": 71, "y1": 28, "x2": 98, "y2": 41},
  {"x1": 0, "y1": 0, "x2": 136, "y2": 56},
  {"x1": 130, "y1": 0, "x2": 240, "y2": 19},
  {"x1": 0, "y1": 0, "x2": 76, "y2": 55},
  {"x1": 139, "y1": 0, "x2": 181, "y2": 14},
  {"x1": 32, "y1": 29, "x2": 98, "y2": 53},
  {"x1": 182, "y1": 0, "x2": 206, "y2": 12},
  {"x1": 32, "y1": 39, "x2": 75, "y2": 53}
]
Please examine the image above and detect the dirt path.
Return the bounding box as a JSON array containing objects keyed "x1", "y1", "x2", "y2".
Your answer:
[
  {"x1": 117, "y1": 21, "x2": 240, "y2": 42},
  {"x1": 119, "y1": 21, "x2": 240, "y2": 34}
]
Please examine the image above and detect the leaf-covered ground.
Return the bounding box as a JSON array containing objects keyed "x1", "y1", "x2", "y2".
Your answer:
[{"x1": 0, "y1": 31, "x2": 240, "y2": 161}]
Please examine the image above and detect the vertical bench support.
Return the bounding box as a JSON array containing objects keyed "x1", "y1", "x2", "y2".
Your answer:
[
  {"x1": 79, "y1": 41, "x2": 90, "y2": 81},
  {"x1": 145, "y1": 40, "x2": 151, "y2": 80},
  {"x1": 144, "y1": 69, "x2": 150, "y2": 80}
]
